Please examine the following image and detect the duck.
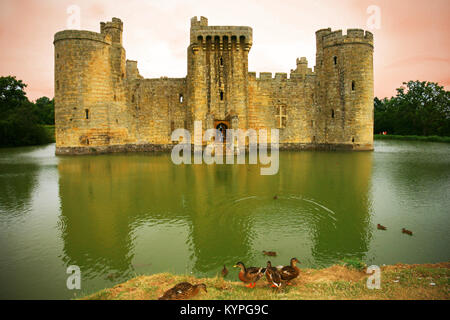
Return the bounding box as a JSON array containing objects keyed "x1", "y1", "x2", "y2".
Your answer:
[
  {"x1": 377, "y1": 224, "x2": 387, "y2": 230},
  {"x1": 221, "y1": 265, "x2": 228, "y2": 277},
  {"x1": 280, "y1": 257, "x2": 300, "y2": 285},
  {"x1": 402, "y1": 228, "x2": 413, "y2": 236},
  {"x1": 265, "y1": 261, "x2": 282, "y2": 288},
  {"x1": 262, "y1": 250, "x2": 277, "y2": 257},
  {"x1": 273, "y1": 195, "x2": 278, "y2": 200},
  {"x1": 158, "y1": 282, "x2": 207, "y2": 300},
  {"x1": 233, "y1": 262, "x2": 265, "y2": 288}
]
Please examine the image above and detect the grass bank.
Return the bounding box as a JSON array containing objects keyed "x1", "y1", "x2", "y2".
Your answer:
[
  {"x1": 374, "y1": 134, "x2": 450, "y2": 143},
  {"x1": 83, "y1": 262, "x2": 449, "y2": 300}
]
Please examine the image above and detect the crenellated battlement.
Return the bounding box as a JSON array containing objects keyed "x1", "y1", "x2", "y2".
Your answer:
[
  {"x1": 191, "y1": 16, "x2": 208, "y2": 27},
  {"x1": 100, "y1": 17, "x2": 123, "y2": 32},
  {"x1": 190, "y1": 16, "x2": 252, "y2": 48},
  {"x1": 320, "y1": 28, "x2": 373, "y2": 48},
  {"x1": 249, "y1": 70, "x2": 314, "y2": 82}
]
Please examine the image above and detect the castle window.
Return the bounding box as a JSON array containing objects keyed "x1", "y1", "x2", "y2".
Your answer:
[
  {"x1": 352, "y1": 81, "x2": 355, "y2": 91},
  {"x1": 352, "y1": 137, "x2": 355, "y2": 143},
  {"x1": 220, "y1": 91, "x2": 224, "y2": 101},
  {"x1": 333, "y1": 56, "x2": 337, "y2": 65},
  {"x1": 197, "y1": 36, "x2": 203, "y2": 43},
  {"x1": 220, "y1": 57, "x2": 223, "y2": 66},
  {"x1": 131, "y1": 95, "x2": 135, "y2": 103},
  {"x1": 56, "y1": 80, "x2": 59, "y2": 90},
  {"x1": 85, "y1": 109, "x2": 89, "y2": 120},
  {"x1": 171, "y1": 121, "x2": 175, "y2": 133},
  {"x1": 331, "y1": 109, "x2": 335, "y2": 118},
  {"x1": 179, "y1": 94, "x2": 183, "y2": 103},
  {"x1": 276, "y1": 105, "x2": 287, "y2": 129}
]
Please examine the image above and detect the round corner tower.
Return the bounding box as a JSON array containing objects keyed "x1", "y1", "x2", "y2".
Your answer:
[
  {"x1": 315, "y1": 28, "x2": 374, "y2": 150},
  {"x1": 53, "y1": 18, "x2": 129, "y2": 154}
]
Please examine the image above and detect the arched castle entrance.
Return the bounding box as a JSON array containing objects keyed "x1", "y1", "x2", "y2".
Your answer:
[{"x1": 214, "y1": 121, "x2": 229, "y2": 143}]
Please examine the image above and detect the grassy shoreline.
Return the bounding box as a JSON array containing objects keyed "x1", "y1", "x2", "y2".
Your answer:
[
  {"x1": 374, "y1": 134, "x2": 450, "y2": 143},
  {"x1": 83, "y1": 262, "x2": 449, "y2": 300}
]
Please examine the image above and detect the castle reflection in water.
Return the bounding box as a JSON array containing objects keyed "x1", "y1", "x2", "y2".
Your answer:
[{"x1": 57, "y1": 151, "x2": 373, "y2": 279}]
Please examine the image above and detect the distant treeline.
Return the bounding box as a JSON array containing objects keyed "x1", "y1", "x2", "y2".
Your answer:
[
  {"x1": 0, "y1": 76, "x2": 54, "y2": 147},
  {"x1": 374, "y1": 81, "x2": 450, "y2": 136}
]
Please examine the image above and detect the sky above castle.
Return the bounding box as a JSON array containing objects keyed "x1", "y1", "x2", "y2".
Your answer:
[{"x1": 0, "y1": 0, "x2": 449, "y2": 101}]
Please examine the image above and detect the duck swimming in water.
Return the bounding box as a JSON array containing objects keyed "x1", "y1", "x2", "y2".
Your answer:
[{"x1": 402, "y1": 228, "x2": 413, "y2": 236}]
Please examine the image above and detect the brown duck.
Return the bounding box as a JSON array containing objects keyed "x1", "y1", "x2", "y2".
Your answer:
[
  {"x1": 221, "y1": 265, "x2": 228, "y2": 277},
  {"x1": 234, "y1": 262, "x2": 265, "y2": 288},
  {"x1": 158, "y1": 282, "x2": 207, "y2": 300},
  {"x1": 402, "y1": 228, "x2": 413, "y2": 236},
  {"x1": 265, "y1": 261, "x2": 282, "y2": 288},
  {"x1": 377, "y1": 224, "x2": 387, "y2": 230},
  {"x1": 280, "y1": 258, "x2": 300, "y2": 284},
  {"x1": 263, "y1": 250, "x2": 277, "y2": 256}
]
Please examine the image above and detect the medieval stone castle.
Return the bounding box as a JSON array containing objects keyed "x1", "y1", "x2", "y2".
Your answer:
[{"x1": 53, "y1": 17, "x2": 374, "y2": 154}]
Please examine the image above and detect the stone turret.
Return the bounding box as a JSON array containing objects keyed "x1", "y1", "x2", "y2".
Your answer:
[
  {"x1": 100, "y1": 17, "x2": 123, "y2": 45},
  {"x1": 315, "y1": 28, "x2": 374, "y2": 150}
]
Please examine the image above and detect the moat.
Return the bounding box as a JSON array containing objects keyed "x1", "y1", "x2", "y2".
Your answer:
[{"x1": 0, "y1": 140, "x2": 449, "y2": 299}]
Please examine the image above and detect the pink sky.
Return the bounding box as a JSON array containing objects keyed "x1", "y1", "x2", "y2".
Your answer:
[{"x1": 0, "y1": 0, "x2": 449, "y2": 101}]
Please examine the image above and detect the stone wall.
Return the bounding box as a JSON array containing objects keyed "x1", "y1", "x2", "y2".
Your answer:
[
  {"x1": 127, "y1": 78, "x2": 187, "y2": 144},
  {"x1": 247, "y1": 60, "x2": 317, "y2": 144}
]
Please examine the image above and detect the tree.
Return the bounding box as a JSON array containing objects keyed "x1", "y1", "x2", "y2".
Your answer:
[
  {"x1": 34, "y1": 96, "x2": 55, "y2": 125},
  {"x1": 374, "y1": 81, "x2": 450, "y2": 136},
  {"x1": 0, "y1": 76, "x2": 52, "y2": 147},
  {"x1": 0, "y1": 76, "x2": 28, "y2": 115}
]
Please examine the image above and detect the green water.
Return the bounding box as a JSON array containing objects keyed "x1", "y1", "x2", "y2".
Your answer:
[{"x1": 0, "y1": 141, "x2": 449, "y2": 299}]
